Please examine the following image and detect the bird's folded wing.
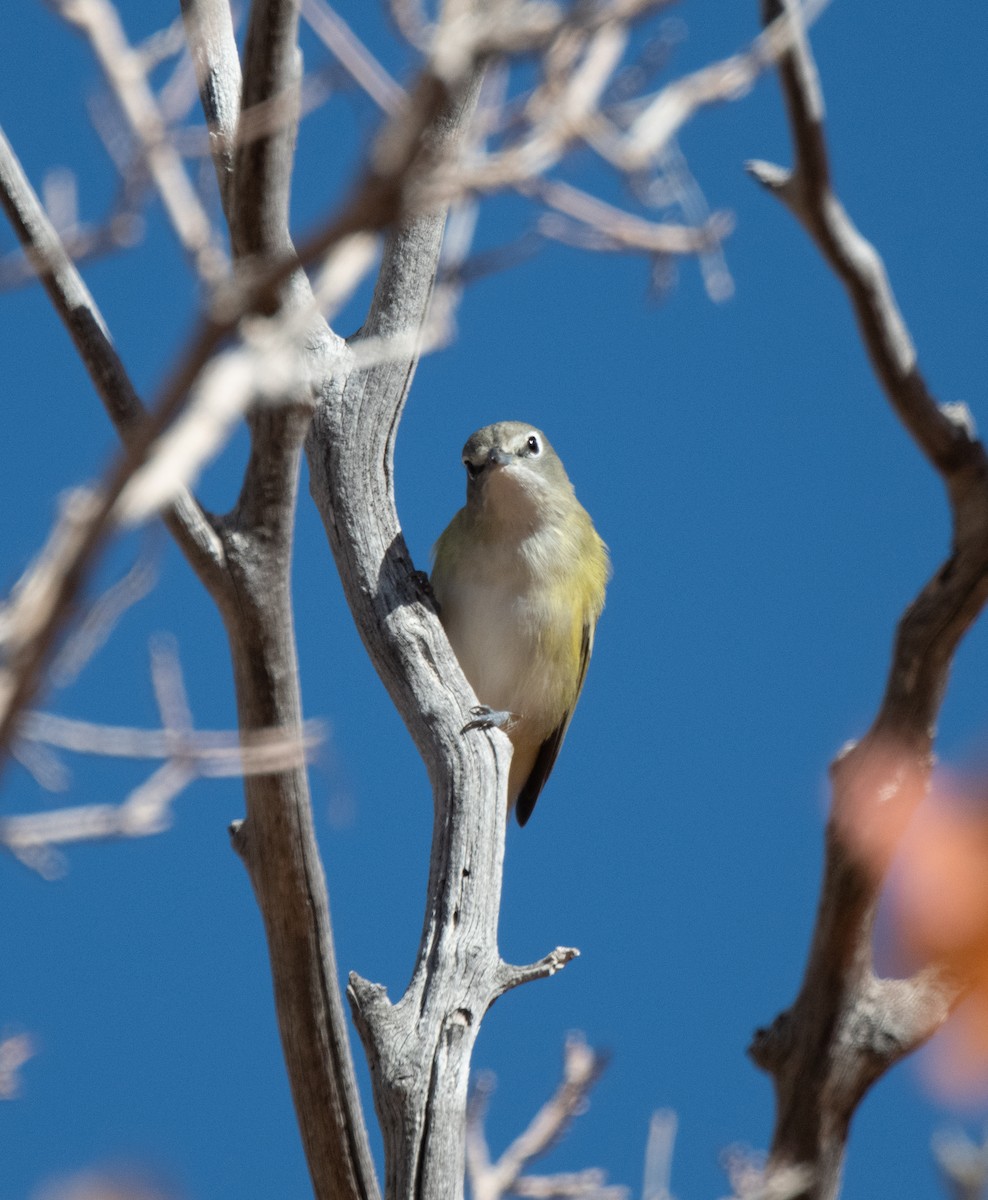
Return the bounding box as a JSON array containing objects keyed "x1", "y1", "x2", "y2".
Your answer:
[{"x1": 515, "y1": 617, "x2": 596, "y2": 826}]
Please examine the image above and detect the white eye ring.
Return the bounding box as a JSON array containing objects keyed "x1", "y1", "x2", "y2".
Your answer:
[{"x1": 526, "y1": 433, "x2": 541, "y2": 456}]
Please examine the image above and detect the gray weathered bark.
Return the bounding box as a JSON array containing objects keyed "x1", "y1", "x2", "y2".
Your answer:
[
  {"x1": 191, "y1": 3, "x2": 381, "y2": 1198},
  {"x1": 306, "y1": 71, "x2": 579, "y2": 1200}
]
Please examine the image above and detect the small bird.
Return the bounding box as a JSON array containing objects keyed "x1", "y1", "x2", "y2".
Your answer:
[{"x1": 431, "y1": 421, "x2": 610, "y2": 825}]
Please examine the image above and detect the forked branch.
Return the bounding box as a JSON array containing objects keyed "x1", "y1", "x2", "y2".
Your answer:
[
  {"x1": 746, "y1": 2, "x2": 988, "y2": 1196},
  {"x1": 466, "y1": 1035, "x2": 620, "y2": 1200}
]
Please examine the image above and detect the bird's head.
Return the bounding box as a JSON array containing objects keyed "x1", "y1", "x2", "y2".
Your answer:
[{"x1": 461, "y1": 422, "x2": 575, "y2": 527}]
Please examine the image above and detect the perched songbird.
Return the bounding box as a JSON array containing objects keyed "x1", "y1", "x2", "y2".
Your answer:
[{"x1": 431, "y1": 422, "x2": 610, "y2": 825}]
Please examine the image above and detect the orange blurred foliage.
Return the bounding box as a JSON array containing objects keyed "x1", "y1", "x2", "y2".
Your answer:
[{"x1": 840, "y1": 747, "x2": 988, "y2": 1100}]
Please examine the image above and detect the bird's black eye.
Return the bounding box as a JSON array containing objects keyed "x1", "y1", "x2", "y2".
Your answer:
[
  {"x1": 526, "y1": 433, "x2": 541, "y2": 456},
  {"x1": 464, "y1": 459, "x2": 481, "y2": 480}
]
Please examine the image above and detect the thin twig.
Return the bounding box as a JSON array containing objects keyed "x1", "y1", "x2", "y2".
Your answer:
[
  {"x1": 621, "y1": 0, "x2": 831, "y2": 168},
  {"x1": 0, "y1": 124, "x2": 224, "y2": 579},
  {"x1": 523, "y1": 175, "x2": 732, "y2": 256},
  {"x1": 641, "y1": 1110, "x2": 677, "y2": 1200},
  {"x1": 0, "y1": 1034, "x2": 35, "y2": 1099},
  {"x1": 302, "y1": 0, "x2": 405, "y2": 114},
  {"x1": 4, "y1": 636, "x2": 322, "y2": 874},
  {"x1": 16, "y1": 709, "x2": 322, "y2": 767},
  {"x1": 467, "y1": 1035, "x2": 615, "y2": 1200},
  {"x1": 52, "y1": 551, "x2": 158, "y2": 687},
  {"x1": 53, "y1": 0, "x2": 228, "y2": 283},
  {"x1": 0, "y1": 209, "x2": 144, "y2": 290},
  {"x1": 933, "y1": 1129, "x2": 988, "y2": 1200}
]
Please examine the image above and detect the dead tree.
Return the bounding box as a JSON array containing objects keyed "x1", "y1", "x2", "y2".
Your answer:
[{"x1": 0, "y1": 3, "x2": 981, "y2": 1200}]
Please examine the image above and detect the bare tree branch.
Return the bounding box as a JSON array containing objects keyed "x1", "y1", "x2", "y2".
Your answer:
[
  {"x1": 307, "y1": 55, "x2": 532, "y2": 1200},
  {"x1": 51, "y1": 0, "x2": 226, "y2": 283},
  {"x1": 2, "y1": 711, "x2": 322, "y2": 877},
  {"x1": 745, "y1": 2, "x2": 988, "y2": 1195},
  {"x1": 3, "y1": 11, "x2": 375, "y2": 1191},
  {"x1": 0, "y1": 1033, "x2": 35, "y2": 1100},
  {"x1": 114, "y1": 0, "x2": 749, "y2": 472},
  {"x1": 52, "y1": 0, "x2": 228, "y2": 284},
  {"x1": 222, "y1": 395, "x2": 381, "y2": 1200},
  {"x1": 190, "y1": 5, "x2": 382, "y2": 1200},
  {"x1": 0, "y1": 204, "x2": 143, "y2": 290},
  {"x1": 934, "y1": 1129, "x2": 988, "y2": 1200},
  {"x1": 524, "y1": 176, "x2": 732, "y2": 257},
  {"x1": 229, "y1": 0, "x2": 301, "y2": 261},
  {"x1": 0, "y1": 125, "x2": 225, "y2": 579},
  {"x1": 0, "y1": 487, "x2": 132, "y2": 760},
  {"x1": 3, "y1": 633, "x2": 321, "y2": 878},
  {"x1": 466, "y1": 1036, "x2": 621, "y2": 1200},
  {"x1": 513, "y1": 1172, "x2": 626, "y2": 1200},
  {"x1": 641, "y1": 1110, "x2": 677, "y2": 1200},
  {"x1": 16, "y1": 707, "x2": 322, "y2": 770},
  {"x1": 388, "y1": 0, "x2": 429, "y2": 49},
  {"x1": 721, "y1": 1147, "x2": 814, "y2": 1200},
  {"x1": 621, "y1": 0, "x2": 831, "y2": 169},
  {"x1": 180, "y1": 0, "x2": 243, "y2": 210},
  {"x1": 474, "y1": 1036, "x2": 613, "y2": 1200},
  {"x1": 745, "y1": 12, "x2": 962, "y2": 479},
  {"x1": 51, "y1": 553, "x2": 158, "y2": 688},
  {"x1": 428, "y1": 0, "x2": 829, "y2": 201},
  {"x1": 0, "y1": 315, "x2": 225, "y2": 769},
  {"x1": 302, "y1": 0, "x2": 405, "y2": 115}
]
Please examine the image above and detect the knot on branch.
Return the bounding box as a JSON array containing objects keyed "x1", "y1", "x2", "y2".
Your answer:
[
  {"x1": 228, "y1": 817, "x2": 248, "y2": 859},
  {"x1": 748, "y1": 1008, "x2": 795, "y2": 1073},
  {"x1": 838, "y1": 987, "x2": 912, "y2": 1084},
  {"x1": 940, "y1": 401, "x2": 978, "y2": 442},
  {"x1": 861, "y1": 972, "x2": 963, "y2": 1062}
]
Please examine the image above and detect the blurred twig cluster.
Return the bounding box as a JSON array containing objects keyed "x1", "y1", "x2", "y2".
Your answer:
[{"x1": 0, "y1": 0, "x2": 831, "y2": 859}]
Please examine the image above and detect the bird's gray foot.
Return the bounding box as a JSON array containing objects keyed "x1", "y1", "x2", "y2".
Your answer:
[{"x1": 462, "y1": 705, "x2": 516, "y2": 734}]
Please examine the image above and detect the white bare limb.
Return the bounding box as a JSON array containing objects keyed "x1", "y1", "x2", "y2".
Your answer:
[
  {"x1": 52, "y1": 552, "x2": 158, "y2": 687},
  {"x1": 514, "y1": 1172, "x2": 626, "y2": 1200},
  {"x1": 0, "y1": 489, "x2": 106, "y2": 738},
  {"x1": 525, "y1": 176, "x2": 732, "y2": 257},
  {"x1": 16, "y1": 709, "x2": 322, "y2": 771},
  {"x1": 3, "y1": 707, "x2": 322, "y2": 874},
  {"x1": 310, "y1": 233, "x2": 382, "y2": 323},
  {"x1": 719, "y1": 1147, "x2": 814, "y2": 1200},
  {"x1": 0, "y1": 122, "x2": 225, "y2": 582},
  {"x1": 641, "y1": 1111, "x2": 677, "y2": 1200},
  {"x1": 180, "y1": 0, "x2": 242, "y2": 208},
  {"x1": 621, "y1": 0, "x2": 831, "y2": 168},
  {"x1": 0, "y1": 1033, "x2": 36, "y2": 1100},
  {"x1": 434, "y1": 23, "x2": 629, "y2": 195},
  {"x1": 52, "y1": 0, "x2": 228, "y2": 284},
  {"x1": 301, "y1": 0, "x2": 405, "y2": 114},
  {"x1": 422, "y1": 0, "x2": 829, "y2": 210},
  {"x1": 466, "y1": 1035, "x2": 615, "y2": 1200},
  {"x1": 114, "y1": 333, "x2": 312, "y2": 526},
  {"x1": 932, "y1": 1129, "x2": 988, "y2": 1200}
]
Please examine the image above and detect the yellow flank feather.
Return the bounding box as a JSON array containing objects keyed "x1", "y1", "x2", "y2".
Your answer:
[{"x1": 432, "y1": 421, "x2": 609, "y2": 826}]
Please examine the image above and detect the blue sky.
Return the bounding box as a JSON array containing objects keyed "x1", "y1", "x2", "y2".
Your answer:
[{"x1": 2, "y1": 3, "x2": 988, "y2": 1198}]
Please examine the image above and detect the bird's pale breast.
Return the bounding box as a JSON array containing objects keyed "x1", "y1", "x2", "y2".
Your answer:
[{"x1": 434, "y1": 528, "x2": 584, "y2": 736}]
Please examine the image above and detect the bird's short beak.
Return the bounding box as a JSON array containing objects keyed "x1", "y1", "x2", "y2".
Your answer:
[{"x1": 487, "y1": 447, "x2": 512, "y2": 468}]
